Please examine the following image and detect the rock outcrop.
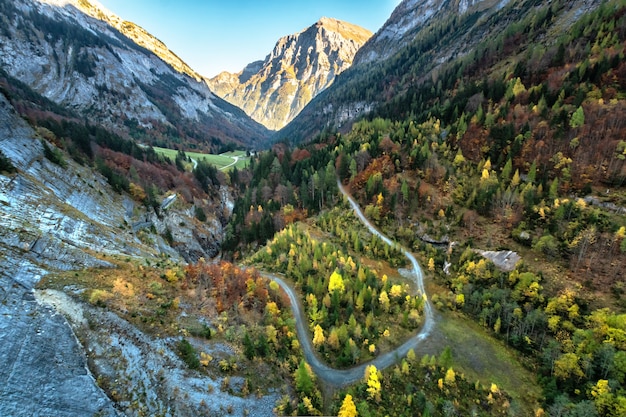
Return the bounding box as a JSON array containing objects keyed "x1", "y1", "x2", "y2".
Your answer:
[
  {"x1": 0, "y1": 91, "x2": 138, "y2": 416},
  {"x1": 0, "y1": 90, "x2": 254, "y2": 415},
  {"x1": 207, "y1": 17, "x2": 371, "y2": 130}
]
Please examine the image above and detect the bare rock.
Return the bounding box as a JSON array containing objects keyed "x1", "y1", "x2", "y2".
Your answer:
[{"x1": 475, "y1": 250, "x2": 521, "y2": 272}]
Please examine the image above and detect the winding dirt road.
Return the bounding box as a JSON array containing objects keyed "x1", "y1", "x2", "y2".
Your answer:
[{"x1": 264, "y1": 181, "x2": 434, "y2": 387}]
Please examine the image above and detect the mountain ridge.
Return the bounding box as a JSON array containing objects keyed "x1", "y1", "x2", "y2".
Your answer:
[
  {"x1": 0, "y1": 0, "x2": 269, "y2": 150},
  {"x1": 40, "y1": 0, "x2": 203, "y2": 80},
  {"x1": 276, "y1": 0, "x2": 602, "y2": 143},
  {"x1": 207, "y1": 17, "x2": 372, "y2": 131}
]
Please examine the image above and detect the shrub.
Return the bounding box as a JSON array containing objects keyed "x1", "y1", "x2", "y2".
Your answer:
[
  {"x1": 177, "y1": 338, "x2": 200, "y2": 369},
  {"x1": 89, "y1": 289, "x2": 112, "y2": 306},
  {"x1": 0, "y1": 150, "x2": 16, "y2": 174},
  {"x1": 195, "y1": 206, "x2": 207, "y2": 222},
  {"x1": 533, "y1": 234, "x2": 560, "y2": 258},
  {"x1": 41, "y1": 140, "x2": 67, "y2": 168}
]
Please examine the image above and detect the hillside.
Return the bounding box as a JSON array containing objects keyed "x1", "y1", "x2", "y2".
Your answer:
[
  {"x1": 2, "y1": 0, "x2": 626, "y2": 415},
  {"x1": 223, "y1": 0, "x2": 626, "y2": 415},
  {"x1": 277, "y1": 0, "x2": 604, "y2": 143},
  {"x1": 0, "y1": 78, "x2": 285, "y2": 415},
  {"x1": 207, "y1": 17, "x2": 371, "y2": 131}
]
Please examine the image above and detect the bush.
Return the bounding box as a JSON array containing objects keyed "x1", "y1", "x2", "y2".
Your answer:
[
  {"x1": 534, "y1": 234, "x2": 560, "y2": 258},
  {"x1": 195, "y1": 206, "x2": 207, "y2": 222},
  {"x1": 163, "y1": 227, "x2": 174, "y2": 245},
  {"x1": 189, "y1": 324, "x2": 212, "y2": 339},
  {"x1": 0, "y1": 150, "x2": 16, "y2": 173},
  {"x1": 89, "y1": 289, "x2": 112, "y2": 307},
  {"x1": 177, "y1": 338, "x2": 200, "y2": 369},
  {"x1": 41, "y1": 140, "x2": 67, "y2": 168}
]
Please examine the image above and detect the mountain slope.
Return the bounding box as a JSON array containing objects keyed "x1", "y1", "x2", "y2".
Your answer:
[
  {"x1": 277, "y1": 0, "x2": 601, "y2": 143},
  {"x1": 354, "y1": 0, "x2": 495, "y2": 65},
  {"x1": 207, "y1": 17, "x2": 372, "y2": 131},
  {"x1": 0, "y1": 0, "x2": 269, "y2": 150},
  {"x1": 63, "y1": 0, "x2": 202, "y2": 81}
]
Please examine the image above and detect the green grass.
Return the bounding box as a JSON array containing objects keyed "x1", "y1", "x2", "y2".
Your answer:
[
  {"x1": 153, "y1": 147, "x2": 249, "y2": 171},
  {"x1": 434, "y1": 312, "x2": 542, "y2": 416}
]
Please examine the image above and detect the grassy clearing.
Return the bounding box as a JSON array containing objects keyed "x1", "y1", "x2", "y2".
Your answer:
[
  {"x1": 434, "y1": 312, "x2": 542, "y2": 416},
  {"x1": 153, "y1": 147, "x2": 249, "y2": 171}
]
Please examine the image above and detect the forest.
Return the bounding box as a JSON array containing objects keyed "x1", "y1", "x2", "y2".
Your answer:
[{"x1": 217, "y1": 1, "x2": 626, "y2": 415}]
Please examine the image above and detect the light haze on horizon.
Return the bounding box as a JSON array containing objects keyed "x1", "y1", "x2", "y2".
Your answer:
[{"x1": 98, "y1": 0, "x2": 401, "y2": 78}]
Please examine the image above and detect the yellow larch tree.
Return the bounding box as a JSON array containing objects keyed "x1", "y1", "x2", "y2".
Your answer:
[
  {"x1": 328, "y1": 270, "x2": 345, "y2": 293},
  {"x1": 312, "y1": 324, "x2": 325, "y2": 348},
  {"x1": 365, "y1": 365, "x2": 381, "y2": 402},
  {"x1": 338, "y1": 394, "x2": 358, "y2": 417}
]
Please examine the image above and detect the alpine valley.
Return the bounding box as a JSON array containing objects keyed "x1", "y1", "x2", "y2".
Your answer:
[{"x1": 0, "y1": 0, "x2": 625, "y2": 416}]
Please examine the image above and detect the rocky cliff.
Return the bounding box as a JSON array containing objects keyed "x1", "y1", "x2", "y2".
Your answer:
[
  {"x1": 354, "y1": 0, "x2": 494, "y2": 65},
  {"x1": 207, "y1": 17, "x2": 371, "y2": 130},
  {"x1": 0, "y1": 86, "x2": 275, "y2": 415},
  {"x1": 0, "y1": 90, "x2": 137, "y2": 416},
  {"x1": 0, "y1": 0, "x2": 269, "y2": 150}
]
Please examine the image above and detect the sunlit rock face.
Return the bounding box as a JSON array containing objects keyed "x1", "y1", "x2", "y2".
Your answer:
[{"x1": 207, "y1": 17, "x2": 372, "y2": 130}]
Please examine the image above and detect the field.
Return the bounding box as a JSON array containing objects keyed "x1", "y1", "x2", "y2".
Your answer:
[{"x1": 153, "y1": 147, "x2": 249, "y2": 171}]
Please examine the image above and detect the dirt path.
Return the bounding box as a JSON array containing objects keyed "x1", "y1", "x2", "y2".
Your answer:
[
  {"x1": 262, "y1": 181, "x2": 435, "y2": 387},
  {"x1": 219, "y1": 156, "x2": 239, "y2": 171}
]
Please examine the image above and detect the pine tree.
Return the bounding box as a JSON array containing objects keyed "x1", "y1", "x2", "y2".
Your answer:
[
  {"x1": 243, "y1": 332, "x2": 255, "y2": 359},
  {"x1": 295, "y1": 360, "x2": 313, "y2": 396},
  {"x1": 570, "y1": 105, "x2": 585, "y2": 128}
]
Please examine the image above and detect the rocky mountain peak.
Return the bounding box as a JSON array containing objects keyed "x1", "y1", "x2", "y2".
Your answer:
[
  {"x1": 206, "y1": 18, "x2": 372, "y2": 131},
  {"x1": 39, "y1": 0, "x2": 202, "y2": 80}
]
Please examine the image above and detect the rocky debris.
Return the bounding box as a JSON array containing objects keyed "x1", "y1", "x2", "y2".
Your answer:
[
  {"x1": 419, "y1": 233, "x2": 450, "y2": 247},
  {"x1": 148, "y1": 208, "x2": 222, "y2": 263},
  {"x1": 475, "y1": 250, "x2": 521, "y2": 272},
  {"x1": 583, "y1": 195, "x2": 626, "y2": 214},
  {"x1": 161, "y1": 193, "x2": 178, "y2": 211},
  {"x1": 35, "y1": 289, "x2": 281, "y2": 417}
]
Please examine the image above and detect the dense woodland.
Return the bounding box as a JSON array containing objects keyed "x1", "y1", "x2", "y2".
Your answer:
[
  {"x1": 249, "y1": 222, "x2": 424, "y2": 368},
  {"x1": 221, "y1": 1, "x2": 626, "y2": 415}
]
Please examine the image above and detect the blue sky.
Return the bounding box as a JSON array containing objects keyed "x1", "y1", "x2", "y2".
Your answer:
[{"x1": 98, "y1": 0, "x2": 401, "y2": 77}]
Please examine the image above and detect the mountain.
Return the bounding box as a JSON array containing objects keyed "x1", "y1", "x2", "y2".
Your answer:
[
  {"x1": 0, "y1": 0, "x2": 269, "y2": 150},
  {"x1": 207, "y1": 17, "x2": 372, "y2": 131},
  {"x1": 277, "y1": 0, "x2": 603, "y2": 143},
  {"x1": 354, "y1": 0, "x2": 493, "y2": 65}
]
